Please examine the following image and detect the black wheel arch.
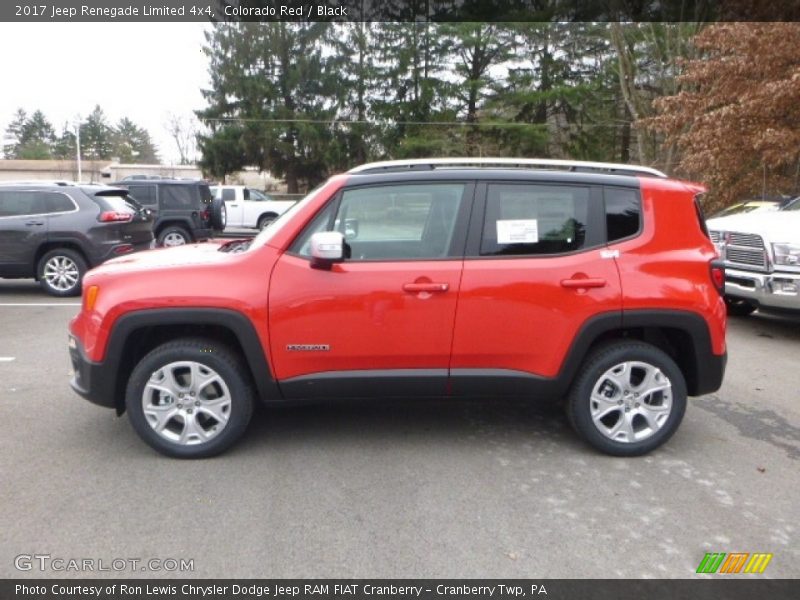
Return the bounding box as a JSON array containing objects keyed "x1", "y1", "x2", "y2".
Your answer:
[
  {"x1": 559, "y1": 309, "x2": 725, "y2": 398},
  {"x1": 34, "y1": 241, "x2": 92, "y2": 274},
  {"x1": 98, "y1": 308, "x2": 279, "y2": 414}
]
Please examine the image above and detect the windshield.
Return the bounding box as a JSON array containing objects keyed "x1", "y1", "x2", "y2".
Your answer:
[
  {"x1": 711, "y1": 201, "x2": 780, "y2": 218},
  {"x1": 783, "y1": 198, "x2": 800, "y2": 211},
  {"x1": 248, "y1": 183, "x2": 329, "y2": 251}
]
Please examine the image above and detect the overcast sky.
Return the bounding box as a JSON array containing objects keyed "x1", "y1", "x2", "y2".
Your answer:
[{"x1": 0, "y1": 23, "x2": 211, "y2": 163}]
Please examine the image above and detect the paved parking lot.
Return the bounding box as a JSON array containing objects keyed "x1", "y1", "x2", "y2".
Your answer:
[{"x1": 0, "y1": 279, "x2": 798, "y2": 579}]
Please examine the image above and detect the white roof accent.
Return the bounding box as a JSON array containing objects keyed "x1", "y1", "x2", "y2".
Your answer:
[{"x1": 347, "y1": 157, "x2": 667, "y2": 178}]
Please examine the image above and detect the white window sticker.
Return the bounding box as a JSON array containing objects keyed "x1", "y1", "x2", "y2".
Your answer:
[{"x1": 497, "y1": 219, "x2": 539, "y2": 244}]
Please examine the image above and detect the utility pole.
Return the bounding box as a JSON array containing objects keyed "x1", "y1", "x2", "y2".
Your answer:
[{"x1": 75, "y1": 116, "x2": 82, "y2": 183}]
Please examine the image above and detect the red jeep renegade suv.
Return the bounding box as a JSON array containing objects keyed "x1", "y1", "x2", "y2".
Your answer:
[{"x1": 68, "y1": 159, "x2": 727, "y2": 458}]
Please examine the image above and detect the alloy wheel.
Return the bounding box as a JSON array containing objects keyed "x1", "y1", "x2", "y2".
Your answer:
[
  {"x1": 589, "y1": 361, "x2": 673, "y2": 443},
  {"x1": 43, "y1": 255, "x2": 80, "y2": 292},
  {"x1": 141, "y1": 361, "x2": 232, "y2": 446}
]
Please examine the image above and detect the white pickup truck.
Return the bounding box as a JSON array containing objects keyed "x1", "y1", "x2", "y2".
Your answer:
[
  {"x1": 707, "y1": 198, "x2": 800, "y2": 315},
  {"x1": 210, "y1": 185, "x2": 296, "y2": 230}
]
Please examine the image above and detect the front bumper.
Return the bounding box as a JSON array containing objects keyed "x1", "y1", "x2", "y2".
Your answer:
[
  {"x1": 725, "y1": 268, "x2": 800, "y2": 312},
  {"x1": 68, "y1": 335, "x2": 117, "y2": 409}
]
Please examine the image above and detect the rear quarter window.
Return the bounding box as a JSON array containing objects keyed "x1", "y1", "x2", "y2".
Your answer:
[
  {"x1": 161, "y1": 185, "x2": 198, "y2": 209},
  {"x1": 45, "y1": 193, "x2": 76, "y2": 213},
  {"x1": 604, "y1": 187, "x2": 641, "y2": 242}
]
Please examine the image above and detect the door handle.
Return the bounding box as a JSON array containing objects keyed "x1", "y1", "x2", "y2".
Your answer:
[
  {"x1": 560, "y1": 278, "x2": 607, "y2": 289},
  {"x1": 25, "y1": 220, "x2": 45, "y2": 226},
  {"x1": 402, "y1": 282, "x2": 449, "y2": 293},
  {"x1": 230, "y1": 204, "x2": 238, "y2": 207}
]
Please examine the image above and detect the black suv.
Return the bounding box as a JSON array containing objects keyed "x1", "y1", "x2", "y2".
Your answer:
[
  {"x1": 0, "y1": 182, "x2": 154, "y2": 296},
  {"x1": 114, "y1": 179, "x2": 226, "y2": 246}
]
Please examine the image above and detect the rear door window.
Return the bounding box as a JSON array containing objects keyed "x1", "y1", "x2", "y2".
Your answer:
[
  {"x1": 480, "y1": 184, "x2": 592, "y2": 256},
  {"x1": 0, "y1": 191, "x2": 47, "y2": 217},
  {"x1": 222, "y1": 188, "x2": 236, "y2": 201}
]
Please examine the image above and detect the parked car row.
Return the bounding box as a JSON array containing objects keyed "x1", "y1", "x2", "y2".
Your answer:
[
  {"x1": 0, "y1": 179, "x2": 226, "y2": 296},
  {"x1": 114, "y1": 179, "x2": 226, "y2": 246}
]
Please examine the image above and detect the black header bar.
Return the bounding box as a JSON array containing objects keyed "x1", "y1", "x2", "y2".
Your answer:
[{"x1": 3, "y1": 0, "x2": 800, "y2": 22}]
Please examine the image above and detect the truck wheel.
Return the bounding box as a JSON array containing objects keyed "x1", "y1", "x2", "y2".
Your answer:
[
  {"x1": 209, "y1": 197, "x2": 227, "y2": 231},
  {"x1": 566, "y1": 341, "x2": 687, "y2": 457},
  {"x1": 125, "y1": 338, "x2": 254, "y2": 458},
  {"x1": 37, "y1": 248, "x2": 87, "y2": 297},
  {"x1": 157, "y1": 226, "x2": 192, "y2": 247},
  {"x1": 725, "y1": 296, "x2": 757, "y2": 316},
  {"x1": 258, "y1": 213, "x2": 278, "y2": 230}
]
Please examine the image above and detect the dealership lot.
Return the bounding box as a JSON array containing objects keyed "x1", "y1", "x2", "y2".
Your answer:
[{"x1": 0, "y1": 279, "x2": 797, "y2": 579}]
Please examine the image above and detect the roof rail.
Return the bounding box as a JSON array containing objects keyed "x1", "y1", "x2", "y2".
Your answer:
[
  {"x1": 347, "y1": 157, "x2": 667, "y2": 178},
  {"x1": 0, "y1": 179, "x2": 78, "y2": 186}
]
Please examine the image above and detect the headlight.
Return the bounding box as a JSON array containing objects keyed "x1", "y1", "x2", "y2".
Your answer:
[
  {"x1": 709, "y1": 231, "x2": 725, "y2": 254},
  {"x1": 772, "y1": 243, "x2": 800, "y2": 266}
]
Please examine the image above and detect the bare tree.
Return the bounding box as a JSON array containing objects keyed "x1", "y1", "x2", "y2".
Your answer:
[{"x1": 164, "y1": 112, "x2": 198, "y2": 165}]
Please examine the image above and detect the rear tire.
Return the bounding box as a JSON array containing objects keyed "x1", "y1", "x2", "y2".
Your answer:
[
  {"x1": 125, "y1": 338, "x2": 254, "y2": 458},
  {"x1": 725, "y1": 296, "x2": 757, "y2": 316},
  {"x1": 566, "y1": 341, "x2": 687, "y2": 457},
  {"x1": 37, "y1": 248, "x2": 86, "y2": 297},
  {"x1": 157, "y1": 225, "x2": 192, "y2": 247}
]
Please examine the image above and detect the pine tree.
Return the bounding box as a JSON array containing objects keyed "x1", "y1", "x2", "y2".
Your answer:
[
  {"x1": 197, "y1": 22, "x2": 338, "y2": 192},
  {"x1": 81, "y1": 106, "x2": 113, "y2": 160},
  {"x1": 112, "y1": 117, "x2": 159, "y2": 163}
]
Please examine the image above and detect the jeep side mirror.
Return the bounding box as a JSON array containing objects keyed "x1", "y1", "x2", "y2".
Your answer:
[{"x1": 309, "y1": 231, "x2": 346, "y2": 269}]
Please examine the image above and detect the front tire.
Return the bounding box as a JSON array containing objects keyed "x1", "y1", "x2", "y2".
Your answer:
[
  {"x1": 125, "y1": 339, "x2": 254, "y2": 458},
  {"x1": 37, "y1": 248, "x2": 87, "y2": 297},
  {"x1": 258, "y1": 213, "x2": 278, "y2": 230},
  {"x1": 566, "y1": 341, "x2": 687, "y2": 457}
]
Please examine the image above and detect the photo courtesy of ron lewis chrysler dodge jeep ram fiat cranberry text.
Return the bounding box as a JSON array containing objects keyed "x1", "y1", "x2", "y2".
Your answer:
[{"x1": 68, "y1": 158, "x2": 727, "y2": 458}]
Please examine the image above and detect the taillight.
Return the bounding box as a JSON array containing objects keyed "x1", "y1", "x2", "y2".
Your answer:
[
  {"x1": 98, "y1": 211, "x2": 133, "y2": 223},
  {"x1": 710, "y1": 260, "x2": 725, "y2": 294}
]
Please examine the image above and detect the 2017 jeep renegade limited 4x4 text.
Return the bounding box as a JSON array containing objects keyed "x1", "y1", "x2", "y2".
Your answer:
[{"x1": 68, "y1": 159, "x2": 727, "y2": 458}]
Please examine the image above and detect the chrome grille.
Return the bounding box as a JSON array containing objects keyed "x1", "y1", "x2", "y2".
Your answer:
[
  {"x1": 716, "y1": 230, "x2": 768, "y2": 271},
  {"x1": 728, "y1": 232, "x2": 764, "y2": 248},
  {"x1": 725, "y1": 248, "x2": 766, "y2": 268}
]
